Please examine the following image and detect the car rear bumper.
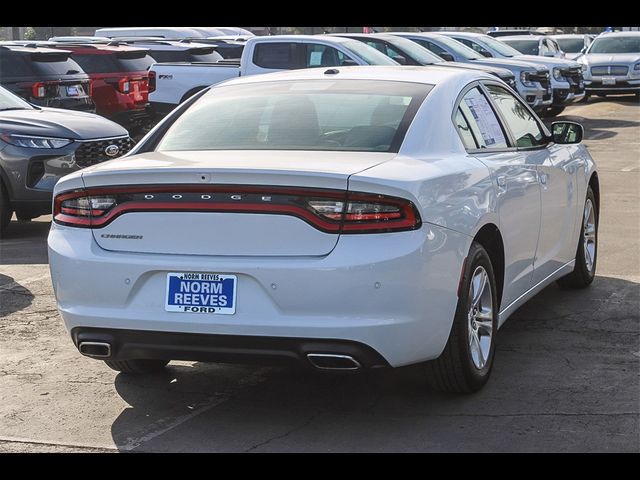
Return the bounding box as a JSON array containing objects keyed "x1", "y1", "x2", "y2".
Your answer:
[
  {"x1": 48, "y1": 223, "x2": 471, "y2": 367},
  {"x1": 71, "y1": 327, "x2": 390, "y2": 369}
]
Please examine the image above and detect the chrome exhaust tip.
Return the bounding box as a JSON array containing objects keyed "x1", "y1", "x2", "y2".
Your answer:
[
  {"x1": 307, "y1": 353, "x2": 361, "y2": 370},
  {"x1": 78, "y1": 341, "x2": 111, "y2": 358}
]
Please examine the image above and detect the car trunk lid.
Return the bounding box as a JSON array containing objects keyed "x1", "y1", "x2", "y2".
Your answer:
[{"x1": 82, "y1": 150, "x2": 395, "y2": 256}]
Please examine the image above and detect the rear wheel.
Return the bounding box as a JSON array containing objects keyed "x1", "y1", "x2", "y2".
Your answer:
[
  {"x1": 424, "y1": 242, "x2": 498, "y2": 393},
  {"x1": 0, "y1": 180, "x2": 13, "y2": 238},
  {"x1": 557, "y1": 186, "x2": 598, "y2": 288},
  {"x1": 104, "y1": 359, "x2": 169, "y2": 374}
]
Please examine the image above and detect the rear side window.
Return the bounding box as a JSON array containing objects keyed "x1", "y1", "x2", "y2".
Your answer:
[
  {"x1": 485, "y1": 84, "x2": 545, "y2": 148},
  {"x1": 253, "y1": 43, "x2": 298, "y2": 69},
  {"x1": 305, "y1": 44, "x2": 349, "y2": 67},
  {"x1": 458, "y1": 87, "x2": 508, "y2": 149},
  {"x1": 455, "y1": 108, "x2": 478, "y2": 149}
]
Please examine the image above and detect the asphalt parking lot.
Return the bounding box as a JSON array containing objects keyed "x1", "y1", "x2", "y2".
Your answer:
[{"x1": 0, "y1": 97, "x2": 638, "y2": 453}]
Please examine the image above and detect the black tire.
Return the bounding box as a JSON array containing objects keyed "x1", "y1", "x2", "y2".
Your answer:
[
  {"x1": 543, "y1": 106, "x2": 566, "y2": 117},
  {"x1": 557, "y1": 186, "x2": 598, "y2": 289},
  {"x1": 0, "y1": 179, "x2": 13, "y2": 238},
  {"x1": 424, "y1": 242, "x2": 499, "y2": 393},
  {"x1": 104, "y1": 359, "x2": 169, "y2": 374}
]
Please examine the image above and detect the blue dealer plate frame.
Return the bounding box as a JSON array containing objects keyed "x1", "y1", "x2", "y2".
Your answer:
[{"x1": 165, "y1": 272, "x2": 237, "y2": 314}]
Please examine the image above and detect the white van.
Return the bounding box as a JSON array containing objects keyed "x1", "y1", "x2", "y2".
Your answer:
[{"x1": 94, "y1": 27, "x2": 207, "y2": 39}]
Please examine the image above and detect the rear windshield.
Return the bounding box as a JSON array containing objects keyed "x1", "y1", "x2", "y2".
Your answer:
[
  {"x1": 0, "y1": 51, "x2": 84, "y2": 77},
  {"x1": 72, "y1": 52, "x2": 155, "y2": 73},
  {"x1": 589, "y1": 36, "x2": 640, "y2": 54},
  {"x1": 555, "y1": 38, "x2": 585, "y2": 53},
  {"x1": 156, "y1": 80, "x2": 432, "y2": 153},
  {"x1": 502, "y1": 39, "x2": 539, "y2": 55}
]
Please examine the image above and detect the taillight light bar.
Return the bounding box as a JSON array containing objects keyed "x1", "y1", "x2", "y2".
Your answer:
[
  {"x1": 31, "y1": 82, "x2": 47, "y2": 98},
  {"x1": 53, "y1": 185, "x2": 421, "y2": 234}
]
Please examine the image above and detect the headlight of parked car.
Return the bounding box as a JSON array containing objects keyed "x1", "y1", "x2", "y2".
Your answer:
[
  {"x1": 634, "y1": 63, "x2": 640, "y2": 72},
  {"x1": 553, "y1": 67, "x2": 564, "y2": 80},
  {"x1": 0, "y1": 134, "x2": 73, "y2": 149},
  {"x1": 520, "y1": 71, "x2": 535, "y2": 87}
]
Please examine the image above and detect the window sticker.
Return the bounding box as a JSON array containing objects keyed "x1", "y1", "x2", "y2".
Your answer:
[{"x1": 463, "y1": 92, "x2": 506, "y2": 147}]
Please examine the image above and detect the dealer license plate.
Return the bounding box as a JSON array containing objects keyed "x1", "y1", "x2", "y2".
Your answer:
[
  {"x1": 601, "y1": 77, "x2": 616, "y2": 85},
  {"x1": 165, "y1": 272, "x2": 236, "y2": 314}
]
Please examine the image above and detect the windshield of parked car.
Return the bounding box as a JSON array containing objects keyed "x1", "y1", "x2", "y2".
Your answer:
[
  {"x1": 0, "y1": 85, "x2": 33, "y2": 110},
  {"x1": 478, "y1": 35, "x2": 524, "y2": 57},
  {"x1": 384, "y1": 36, "x2": 444, "y2": 64},
  {"x1": 502, "y1": 39, "x2": 539, "y2": 55},
  {"x1": 156, "y1": 80, "x2": 433, "y2": 153},
  {"x1": 555, "y1": 37, "x2": 585, "y2": 53},
  {"x1": 433, "y1": 35, "x2": 483, "y2": 60},
  {"x1": 588, "y1": 35, "x2": 640, "y2": 53},
  {"x1": 340, "y1": 40, "x2": 399, "y2": 65}
]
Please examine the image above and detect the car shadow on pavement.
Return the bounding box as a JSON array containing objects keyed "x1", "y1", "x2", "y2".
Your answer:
[
  {"x1": 0, "y1": 218, "x2": 50, "y2": 265},
  {"x1": 0, "y1": 274, "x2": 34, "y2": 317},
  {"x1": 108, "y1": 275, "x2": 639, "y2": 452}
]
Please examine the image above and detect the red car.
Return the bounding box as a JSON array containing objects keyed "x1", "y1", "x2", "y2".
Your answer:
[{"x1": 51, "y1": 43, "x2": 155, "y2": 130}]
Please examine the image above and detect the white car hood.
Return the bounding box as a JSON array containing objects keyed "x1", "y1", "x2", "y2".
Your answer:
[
  {"x1": 582, "y1": 53, "x2": 640, "y2": 65},
  {"x1": 516, "y1": 55, "x2": 581, "y2": 68}
]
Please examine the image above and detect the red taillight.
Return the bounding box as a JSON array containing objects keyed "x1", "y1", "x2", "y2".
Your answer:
[
  {"x1": 148, "y1": 71, "x2": 156, "y2": 93},
  {"x1": 117, "y1": 77, "x2": 131, "y2": 94},
  {"x1": 53, "y1": 186, "x2": 421, "y2": 234},
  {"x1": 31, "y1": 82, "x2": 46, "y2": 98}
]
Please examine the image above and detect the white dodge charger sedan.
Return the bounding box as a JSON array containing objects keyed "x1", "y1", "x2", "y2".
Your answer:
[{"x1": 48, "y1": 66, "x2": 599, "y2": 393}]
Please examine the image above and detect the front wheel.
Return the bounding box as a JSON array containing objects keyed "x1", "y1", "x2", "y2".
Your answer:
[
  {"x1": 104, "y1": 359, "x2": 169, "y2": 374},
  {"x1": 424, "y1": 242, "x2": 498, "y2": 393},
  {"x1": 557, "y1": 186, "x2": 598, "y2": 288}
]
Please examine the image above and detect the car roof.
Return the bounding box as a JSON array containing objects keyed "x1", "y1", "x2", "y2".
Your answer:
[
  {"x1": 49, "y1": 43, "x2": 149, "y2": 53},
  {"x1": 549, "y1": 34, "x2": 587, "y2": 38},
  {"x1": 219, "y1": 64, "x2": 492, "y2": 88},
  {"x1": 500, "y1": 35, "x2": 545, "y2": 41},
  {"x1": 245, "y1": 35, "x2": 356, "y2": 44},
  {"x1": 0, "y1": 44, "x2": 72, "y2": 55},
  {"x1": 597, "y1": 31, "x2": 640, "y2": 37},
  {"x1": 437, "y1": 31, "x2": 484, "y2": 37}
]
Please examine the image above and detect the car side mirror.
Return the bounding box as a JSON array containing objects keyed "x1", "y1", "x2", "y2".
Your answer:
[
  {"x1": 551, "y1": 121, "x2": 583, "y2": 144},
  {"x1": 392, "y1": 55, "x2": 408, "y2": 65},
  {"x1": 480, "y1": 51, "x2": 493, "y2": 58},
  {"x1": 439, "y1": 52, "x2": 454, "y2": 62}
]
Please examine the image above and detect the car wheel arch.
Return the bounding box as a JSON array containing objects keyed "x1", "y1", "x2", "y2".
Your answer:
[
  {"x1": 180, "y1": 86, "x2": 208, "y2": 104},
  {"x1": 588, "y1": 171, "x2": 600, "y2": 214},
  {"x1": 471, "y1": 223, "x2": 505, "y2": 311}
]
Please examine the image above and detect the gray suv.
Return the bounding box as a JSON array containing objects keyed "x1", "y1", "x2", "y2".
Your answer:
[{"x1": 0, "y1": 86, "x2": 132, "y2": 235}]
